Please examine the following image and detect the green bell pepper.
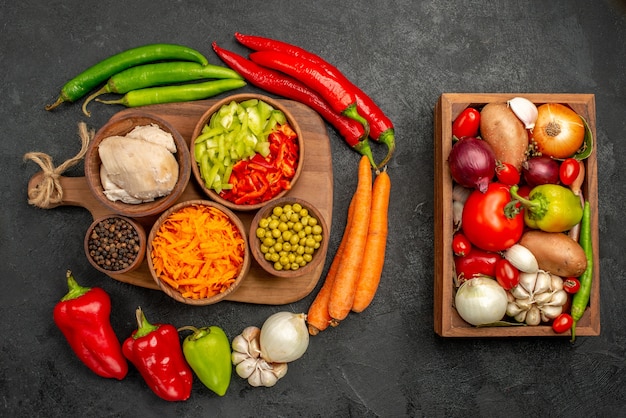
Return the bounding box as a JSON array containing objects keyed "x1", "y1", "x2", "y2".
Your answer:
[
  {"x1": 179, "y1": 325, "x2": 232, "y2": 396},
  {"x1": 509, "y1": 184, "x2": 583, "y2": 232}
]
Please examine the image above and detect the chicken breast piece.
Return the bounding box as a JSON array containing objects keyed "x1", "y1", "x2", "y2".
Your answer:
[{"x1": 126, "y1": 124, "x2": 177, "y2": 153}]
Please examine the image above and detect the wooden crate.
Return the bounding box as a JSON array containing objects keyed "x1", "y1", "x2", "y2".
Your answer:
[{"x1": 434, "y1": 93, "x2": 601, "y2": 337}]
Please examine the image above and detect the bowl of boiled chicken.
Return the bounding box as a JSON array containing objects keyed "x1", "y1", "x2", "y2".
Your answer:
[
  {"x1": 190, "y1": 93, "x2": 304, "y2": 211},
  {"x1": 85, "y1": 112, "x2": 191, "y2": 218}
]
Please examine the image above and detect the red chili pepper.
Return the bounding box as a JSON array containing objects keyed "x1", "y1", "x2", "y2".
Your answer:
[
  {"x1": 53, "y1": 270, "x2": 128, "y2": 380},
  {"x1": 122, "y1": 307, "x2": 193, "y2": 402},
  {"x1": 212, "y1": 42, "x2": 376, "y2": 167},
  {"x1": 234, "y1": 32, "x2": 396, "y2": 168},
  {"x1": 248, "y1": 50, "x2": 372, "y2": 135}
]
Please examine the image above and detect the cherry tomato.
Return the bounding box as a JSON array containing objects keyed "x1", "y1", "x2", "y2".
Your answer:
[
  {"x1": 496, "y1": 162, "x2": 521, "y2": 186},
  {"x1": 452, "y1": 107, "x2": 480, "y2": 139},
  {"x1": 454, "y1": 249, "x2": 500, "y2": 282},
  {"x1": 563, "y1": 277, "x2": 581, "y2": 294},
  {"x1": 559, "y1": 158, "x2": 581, "y2": 186},
  {"x1": 461, "y1": 182, "x2": 525, "y2": 252},
  {"x1": 552, "y1": 313, "x2": 574, "y2": 334},
  {"x1": 452, "y1": 233, "x2": 472, "y2": 256},
  {"x1": 495, "y1": 258, "x2": 520, "y2": 290}
]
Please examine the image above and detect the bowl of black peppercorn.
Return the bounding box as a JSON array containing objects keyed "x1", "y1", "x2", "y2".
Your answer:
[{"x1": 84, "y1": 215, "x2": 147, "y2": 275}]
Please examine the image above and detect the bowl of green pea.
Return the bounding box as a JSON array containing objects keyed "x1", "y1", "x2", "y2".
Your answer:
[{"x1": 249, "y1": 197, "x2": 329, "y2": 278}]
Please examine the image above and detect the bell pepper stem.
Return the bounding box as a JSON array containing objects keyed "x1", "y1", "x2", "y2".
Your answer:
[
  {"x1": 133, "y1": 307, "x2": 159, "y2": 339},
  {"x1": 508, "y1": 185, "x2": 541, "y2": 212},
  {"x1": 60, "y1": 270, "x2": 91, "y2": 302}
]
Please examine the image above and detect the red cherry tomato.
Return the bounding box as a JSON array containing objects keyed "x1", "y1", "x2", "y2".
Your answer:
[
  {"x1": 559, "y1": 158, "x2": 581, "y2": 186},
  {"x1": 552, "y1": 313, "x2": 574, "y2": 334},
  {"x1": 496, "y1": 162, "x2": 521, "y2": 186},
  {"x1": 452, "y1": 107, "x2": 480, "y2": 139},
  {"x1": 454, "y1": 249, "x2": 500, "y2": 282},
  {"x1": 452, "y1": 233, "x2": 472, "y2": 256},
  {"x1": 563, "y1": 277, "x2": 581, "y2": 294},
  {"x1": 461, "y1": 182, "x2": 525, "y2": 252},
  {"x1": 495, "y1": 258, "x2": 520, "y2": 290}
]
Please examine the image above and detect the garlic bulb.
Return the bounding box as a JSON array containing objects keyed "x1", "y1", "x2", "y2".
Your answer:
[
  {"x1": 507, "y1": 97, "x2": 538, "y2": 130},
  {"x1": 231, "y1": 325, "x2": 288, "y2": 388},
  {"x1": 507, "y1": 271, "x2": 568, "y2": 325}
]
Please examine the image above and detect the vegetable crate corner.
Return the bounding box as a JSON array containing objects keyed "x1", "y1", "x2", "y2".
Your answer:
[{"x1": 434, "y1": 93, "x2": 601, "y2": 338}]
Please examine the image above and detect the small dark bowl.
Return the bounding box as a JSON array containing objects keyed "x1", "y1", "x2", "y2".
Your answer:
[
  {"x1": 85, "y1": 112, "x2": 191, "y2": 218},
  {"x1": 84, "y1": 215, "x2": 146, "y2": 275},
  {"x1": 249, "y1": 197, "x2": 329, "y2": 278},
  {"x1": 190, "y1": 93, "x2": 304, "y2": 212}
]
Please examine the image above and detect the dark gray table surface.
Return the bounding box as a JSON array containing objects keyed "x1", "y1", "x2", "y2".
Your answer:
[{"x1": 2, "y1": 1, "x2": 625, "y2": 417}]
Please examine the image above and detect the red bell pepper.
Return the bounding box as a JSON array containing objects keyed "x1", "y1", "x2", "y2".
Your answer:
[
  {"x1": 220, "y1": 124, "x2": 299, "y2": 205},
  {"x1": 122, "y1": 307, "x2": 192, "y2": 401},
  {"x1": 53, "y1": 270, "x2": 128, "y2": 380}
]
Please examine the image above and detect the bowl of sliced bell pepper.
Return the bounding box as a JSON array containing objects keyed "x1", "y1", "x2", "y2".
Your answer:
[{"x1": 190, "y1": 93, "x2": 304, "y2": 211}]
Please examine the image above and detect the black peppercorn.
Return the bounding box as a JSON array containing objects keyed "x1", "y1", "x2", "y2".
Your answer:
[{"x1": 87, "y1": 217, "x2": 141, "y2": 272}]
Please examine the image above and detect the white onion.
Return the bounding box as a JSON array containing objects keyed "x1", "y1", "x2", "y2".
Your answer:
[
  {"x1": 259, "y1": 312, "x2": 309, "y2": 363},
  {"x1": 455, "y1": 277, "x2": 508, "y2": 326}
]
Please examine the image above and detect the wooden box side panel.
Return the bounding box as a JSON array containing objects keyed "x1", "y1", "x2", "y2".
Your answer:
[{"x1": 434, "y1": 93, "x2": 600, "y2": 338}]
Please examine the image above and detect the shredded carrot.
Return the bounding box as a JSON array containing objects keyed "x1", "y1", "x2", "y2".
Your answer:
[{"x1": 150, "y1": 204, "x2": 246, "y2": 299}]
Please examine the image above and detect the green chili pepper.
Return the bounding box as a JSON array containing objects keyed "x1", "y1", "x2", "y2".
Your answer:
[
  {"x1": 82, "y1": 62, "x2": 243, "y2": 116},
  {"x1": 509, "y1": 184, "x2": 583, "y2": 232},
  {"x1": 95, "y1": 78, "x2": 246, "y2": 108},
  {"x1": 571, "y1": 201, "x2": 592, "y2": 342},
  {"x1": 179, "y1": 325, "x2": 232, "y2": 396},
  {"x1": 46, "y1": 43, "x2": 209, "y2": 110}
]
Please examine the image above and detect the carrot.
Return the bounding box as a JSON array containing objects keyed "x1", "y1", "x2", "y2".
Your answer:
[
  {"x1": 328, "y1": 155, "x2": 372, "y2": 321},
  {"x1": 150, "y1": 204, "x2": 246, "y2": 299},
  {"x1": 306, "y1": 196, "x2": 355, "y2": 335},
  {"x1": 352, "y1": 169, "x2": 391, "y2": 312}
]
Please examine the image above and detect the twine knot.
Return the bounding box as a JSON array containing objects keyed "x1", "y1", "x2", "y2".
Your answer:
[{"x1": 24, "y1": 122, "x2": 94, "y2": 208}]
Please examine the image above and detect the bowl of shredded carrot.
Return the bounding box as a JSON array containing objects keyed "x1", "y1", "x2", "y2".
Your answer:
[
  {"x1": 190, "y1": 93, "x2": 304, "y2": 212},
  {"x1": 147, "y1": 199, "x2": 250, "y2": 305}
]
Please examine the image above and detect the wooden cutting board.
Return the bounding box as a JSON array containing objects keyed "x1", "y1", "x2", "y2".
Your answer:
[{"x1": 28, "y1": 98, "x2": 334, "y2": 305}]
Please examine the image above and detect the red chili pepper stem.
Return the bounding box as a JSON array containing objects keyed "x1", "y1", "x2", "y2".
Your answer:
[
  {"x1": 376, "y1": 128, "x2": 396, "y2": 169},
  {"x1": 61, "y1": 270, "x2": 90, "y2": 301},
  {"x1": 133, "y1": 307, "x2": 159, "y2": 339}
]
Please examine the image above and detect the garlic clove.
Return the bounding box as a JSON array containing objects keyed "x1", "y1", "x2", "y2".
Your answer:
[
  {"x1": 539, "y1": 304, "x2": 563, "y2": 320},
  {"x1": 231, "y1": 334, "x2": 250, "y2": 355},
  {"x1": 550, "y1": 274, "x2": 564, "y2": 291},
  {"x1": 515, "y1": 297, "x2": 534, "y2": 311},
  {"x1": 242, "y1": 326, "x2": 261, "y2": 342},
  {"x1": 548, "y1": 289, "x2": 568, "y2": 307},
  {"x1": 260, "y1": 369, "x2": 279, "y2": 387},
  {"x1": 510, "y1": 284, "x2": 531, "y2": 300},
  {"x1": 504, "y1": 244, "x2": 539, "y2": 273},
  {"x1": 506, "y1": 301, "x2": 523, "y2": 317},
  {"x1": 231, "y1": 351, "x2": 249, "y2": 366},
  {"x1": 533, "y1": 271, "x2": 552, "y2": 295},
  {"x1": 271, "y1": 362, "x2": 289, "y2": 380},
  {"x1": 507, "y1": 97, "x2": 538, "y2": 130},
  {"x1": 533, "y1": 291, "x2": 553, "y2": 306},
  {"x1": 235, "y1": 357, "x2": 258, "y2": 379},
  {"x1": 525, "y1": 306, "x2": 541, "y2": 326},
  {"x1": 247, "y1": 369, "x2": 263, "y2": 387},
  {"x1": 518, "y1": 272, "x2": 538, "y2": 295},
  {"x1": 514, "y1": 310, "x2": 527, "y2": 323}
]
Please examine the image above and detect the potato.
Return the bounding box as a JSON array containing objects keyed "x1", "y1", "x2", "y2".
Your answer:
[
  {"x1": 519, "y1": 230, "x2": 587, "y2": 277},
  {"x1": 480, "y1": 102, "x2": 528, "y2": 171}
]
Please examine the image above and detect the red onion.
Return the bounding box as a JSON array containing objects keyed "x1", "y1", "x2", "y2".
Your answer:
[
  {"x1": 522, "y1": 156, "x2": 559, "y2": 187},
  {"x1": 448, "y1": 137, "x2": 496, "y2": 193}
]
